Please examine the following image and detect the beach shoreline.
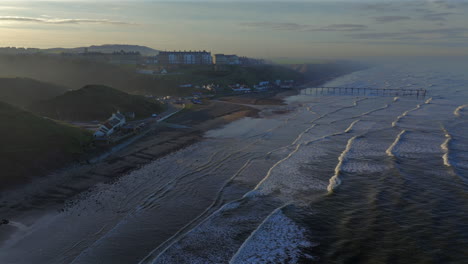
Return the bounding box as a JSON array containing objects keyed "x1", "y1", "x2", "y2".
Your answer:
[{"x1": 0, "y1": 68, "x2": 361, "y2": 253}]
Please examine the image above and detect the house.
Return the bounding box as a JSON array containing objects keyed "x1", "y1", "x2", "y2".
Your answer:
[
  {"x1": 232, "y1": 87, "x2": 251, "y2": 93},
  {"x1": 158, "y1": 50, "x2": 212, "y2": 65},
  {"x1": 94, "y1": 112, "x2": 126, "y2": 138},
  {"x1": 144, "y1": 56, "x2": 158, "y2": 64},
  {"x1": 280, "y1": 80, "x2": 295, "y2": 89},
  {"x1": 125, "y1": 112, "x2": 136, "y2": 119},
  {"x1": 136, "y1": 69, "x2": 154, "y2": 75},
  {"x1": 215, "y1": 54, "x2": 240, "y2": 65}
]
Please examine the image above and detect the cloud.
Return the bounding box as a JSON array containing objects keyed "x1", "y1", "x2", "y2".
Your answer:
[
  {"x1": 349, "y1": 27, "x2": 468, "y2": 41},
  {"x1": 240, "y1": 22, "x2": 309, "y2": 31},
  {"x1": 240, "y1": 22, "x2": 367, "y2": 32},
  {"x1": 428, "y1": 0, "x2": 457, "y2": 9},
  {"x1": 361, "y1": 3, "x2": 400, "y2": 12},
  {"x1": 373, "y1": 16, "x2": 411, "y2": 23},
  {"x1": 0, "y1": 16, "x2": 132, "y2": 25},
  {"x1": 306, "y1": 24, "x2": 368, "y2": 32},
  {"x1": 421, "y1": 12, "x2": 457, "y2": 21}
]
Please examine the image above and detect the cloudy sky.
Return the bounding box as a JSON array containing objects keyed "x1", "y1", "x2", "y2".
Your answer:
[{"x1": 1, "y1": 0, "x2": 468, "y2": 59}]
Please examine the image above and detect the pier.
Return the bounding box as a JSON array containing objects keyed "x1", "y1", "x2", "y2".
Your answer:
[{"x1": 301, "y1": 87, "x2": 427, "y2": 98}]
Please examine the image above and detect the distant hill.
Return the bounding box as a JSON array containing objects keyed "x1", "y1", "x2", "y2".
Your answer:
[
  {"x1": 0, "y1": 54, "x2": 187, "y2": 96},
  {"x1": 44, "y1": 44, "x2": 160, "y2": 56},
  {"x1": 0, "y1": 101, "x2": 92, "y2": 186},
  {"x1": 0, "y1": 77, "x2": 68, "y2": 108},
  {"x1": 30, "y1": 85, "x2": 165, "y2": 121}
]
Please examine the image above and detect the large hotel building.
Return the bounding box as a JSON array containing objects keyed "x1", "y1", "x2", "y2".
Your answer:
[{"x1": 158, "y1": 50, "x2": 212, "y2": 65}]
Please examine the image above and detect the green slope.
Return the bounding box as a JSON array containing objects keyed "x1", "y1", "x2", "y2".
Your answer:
[
  {"x1": 29, "y1": 85, "x2": 165, "y2": 121},
  {"x1": 0, "y1": 77, "x2": 68, "y2": 107},
  {"x1": 0, "y1": 101, "x2": 92, "y2": 186}
]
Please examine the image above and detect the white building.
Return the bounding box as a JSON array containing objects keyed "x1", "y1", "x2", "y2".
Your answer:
[
  {"x1": 94, "y1": 112, "x2": 126, "y2": 138},
  {"x1": 215, "y1": 54, "x2": 240, "y2": 65},
  {"x1": 159, "y1": 51, "x2": 212, "y2": 65}
]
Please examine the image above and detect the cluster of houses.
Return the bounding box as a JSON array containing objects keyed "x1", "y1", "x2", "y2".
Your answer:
[
  {"x1": 93, "y1": 112, "x2": 127, "y2": 138},
  {"x1": 222, "y1": 80, "x2": 296, "y2": 93},
  {"x1": 60, "y1": 48, "x2": 264, "y2": 67}
]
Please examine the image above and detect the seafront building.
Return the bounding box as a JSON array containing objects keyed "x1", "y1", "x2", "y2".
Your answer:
[
  {"x1": 214, "y1": 54, "x2": 240, "y2": 65},
  {"x1": 94, "y1": 112, "x2": 126, "y2": 138},
  {"x1": 158, "y1": 51, "x2": 212, "y2": 65}
]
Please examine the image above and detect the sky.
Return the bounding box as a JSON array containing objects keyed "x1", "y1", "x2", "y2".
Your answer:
[{"x1": 1, "y1": 0, "x2": 468, "y2": 59}]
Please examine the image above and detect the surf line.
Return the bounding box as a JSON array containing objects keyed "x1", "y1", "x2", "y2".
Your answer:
[
  {"x1": 454, "y1": 104, "x2": 467, "y2": 118},
  {"x1": 310, "y1": 97, "x2": 368, "y2": 124},
  {"x1": 327, "y1": 136, "x2": 358, "y2": 193},
  {"x1": 338, "y1": 96, "x2": 400, "y2": 124},
  {"x1": 386, "y1": 130, "x2": 407, "y2": 157},
  {"x1": 229, "y1": 204, "x2": 290, "y2": 264},
  {"x1": 441, "y1": 126, "x2": 453, "y2": 167},
  {"x1": 392, "y1": 97, "x2": 432, "y2": 127}
]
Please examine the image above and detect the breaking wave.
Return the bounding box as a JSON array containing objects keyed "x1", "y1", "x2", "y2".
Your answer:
[
  {"x1": 454, "y1": 105, "x2": 467, "y2": 117},
  {"x1": 392, "y1": 97, "x2": 432, "y2": 127},
  {"x1": 441, "y1": 127, "x2": 453, "y2": 167},
  {"x1": 386, "y1": 130, "x2": 407, "y2": 157},
  {"x1": 229, "y1": 207, "x2": 315, "y2": 264},
  {"x1": 327, "y1": 136, "x2": 358, "y2": 193}
]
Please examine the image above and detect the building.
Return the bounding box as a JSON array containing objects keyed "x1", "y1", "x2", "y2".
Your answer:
[
  {"x1": 94, "y1": 112, "x2": 126, "y2": 138},
  {"x1": 136, "y1": 69, "x2": 154, "y2": 75},
  {"x1": 214, "y1": 54, "x2": 240, "y2": 65},
  {"x1": 158, "y1": 50, "x2": 212, "y2": 65},
  {"x1": 239, "y1": 56, "x2": 265, "y2": 65}
]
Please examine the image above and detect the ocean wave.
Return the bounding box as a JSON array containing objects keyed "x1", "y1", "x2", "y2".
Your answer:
[
  {"x1": 327, "y1": 136, "x2": 357, "y2": 193},
  {"x1": 441, "y1": 127, "x2": 453, "y2": 167},
  {"x1": 144, "y1": 197, "x2": 281, "y2": 264},
  {"x1": 389, "y1": 131, "x2": 445, "y2": 158},
  {"x1": 391, "y1": 97, "x2": 432, "y2": 127},
  {"x1": 386, "y1": 130, "x2": 407, "y2": 157},
  {"x1": 230, "y1": 207, "x2": 315, "y2": 264},
  {"x1": 310, "y1": 97, "x2": 368, "y2": 124},
  {"x1": 454, "y1": 105, "x2": 467, "y2": 118}
]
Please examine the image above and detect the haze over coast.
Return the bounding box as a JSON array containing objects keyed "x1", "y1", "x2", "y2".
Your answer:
[
  {"x1": 1, "y1": 1, "x2": 467, "y2": 263},
  {"x1": 1, "y1": 0, "x2": 467, "y2": 59}
]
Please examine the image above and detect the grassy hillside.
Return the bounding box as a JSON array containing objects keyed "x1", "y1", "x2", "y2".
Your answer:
[
  {"x1": 0, "y1": 101, "x2": 92, "y2": 186},
  {"x1": 0, "y1": 54, "x2": 189, "y2": 96},
  {"x1": 30, "y1": 85, "x2": 165, "y2": 121},
  {"x1": 44, "y1": 44, "x2": 159, "y2": 56},
  {"x1": 0, "y1": 54, "x2": 306, "y2": 96},
  {"x1": 0, "y1": 77, "x2": 68, "y2": 108}
]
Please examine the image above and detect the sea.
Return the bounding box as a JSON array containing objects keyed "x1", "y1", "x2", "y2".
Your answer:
[{"x1": 1, "y1": 58, "x2": 467, "y2": 264}]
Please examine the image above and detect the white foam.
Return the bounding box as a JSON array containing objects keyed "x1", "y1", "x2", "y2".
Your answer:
[
  {"x1": 327, "y1": 136, "x2": 357, "y2": 193},
  {"x1": 454, "y1": 104, "x2": 467, "y2": 117},
  {"x1": 391, "y1": 97, "x2": 432, "y2": 127},
  {"x1": 441, "y1": 127, "x2": 453, "y2": 167},
  {"x1": 344, "y1": 120, "x2": 360, "y2": 133},
  {"x1": 230, "y1": 208, "x2": 314, "y2": 264},
  {"x1": 386, "y1": 130, "x2": 407, "y2": 157}
]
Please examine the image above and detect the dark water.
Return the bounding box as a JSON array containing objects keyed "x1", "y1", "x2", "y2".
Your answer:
[{"x1": 148, "y1": 61, "x2": 468, "y2": 263}]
